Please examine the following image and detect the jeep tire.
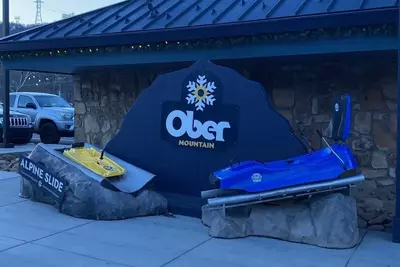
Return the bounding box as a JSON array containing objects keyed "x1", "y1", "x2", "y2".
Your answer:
[{"x1": 40, "y1": 122, "x2": 61, "y2": 144}]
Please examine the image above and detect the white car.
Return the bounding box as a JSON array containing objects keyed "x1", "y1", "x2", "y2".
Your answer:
[{"x1": 10, "y1": 92, "x2": 74, "y2": 144}]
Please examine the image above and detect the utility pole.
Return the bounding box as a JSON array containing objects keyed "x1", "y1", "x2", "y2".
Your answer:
[
  {"x1": 34, "y1": 0, "x2": 43, "y2": 24},
  {"x1": 1, "y1": 0, "x2": 13, "y2": 148}
]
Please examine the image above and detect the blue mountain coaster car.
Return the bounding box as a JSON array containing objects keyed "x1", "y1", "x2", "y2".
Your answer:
[
  {"x1": 204, "y1": 94, "x2": 365, "y2": 208},
  {"x1": 211, "y1": 143, "x2": 358, "y2": 193}
]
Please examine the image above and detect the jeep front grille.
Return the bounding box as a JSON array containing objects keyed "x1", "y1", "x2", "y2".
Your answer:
[{"x1": 10, "y1": 117, "x2": 29, "y2": 127}]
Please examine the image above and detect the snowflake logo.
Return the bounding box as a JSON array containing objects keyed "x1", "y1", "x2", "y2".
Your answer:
[
  {"x1": 38, "y1": 180, "x2": 43, "y2": 187},
  {"x1": 185, "y1": 75, "x2": 216, "y2": 111}
]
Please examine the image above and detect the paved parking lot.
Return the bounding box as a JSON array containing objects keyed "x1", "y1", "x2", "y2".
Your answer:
[
  {"x1": 0, "y1": 172, "x2": 398, "y2": 267},
  {"x1": 0, "y1": 134, "x2": 73, "y2": 156},
  {"x1": 31, "y1": 134, "x2": 75, "y2": 145},
  {"x1": 0, "y1": 143, "x2": 69, "y2": 155}
]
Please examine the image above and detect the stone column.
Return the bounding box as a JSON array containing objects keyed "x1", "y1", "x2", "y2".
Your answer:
[{"x1": 73, "y1": 75, "x2": 86, "y2": 143}]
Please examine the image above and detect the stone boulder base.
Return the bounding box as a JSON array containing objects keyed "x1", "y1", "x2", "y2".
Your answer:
[
  {"x1": 202, "y1": 193, "x2": 359, "y2": 249},
  {"x1": 22, "y1": 145, "x2": 168, "y2": 220}
]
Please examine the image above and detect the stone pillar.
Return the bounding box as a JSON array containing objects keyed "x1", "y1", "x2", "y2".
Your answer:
[
  {"x1": 73, "y1": 75, "x2": 86, "y2": 143},
  {"x1": 73, "y1": 70, "x2": 152, "y2": 149}
]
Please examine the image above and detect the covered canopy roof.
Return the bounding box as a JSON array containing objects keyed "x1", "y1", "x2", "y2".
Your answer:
[{"x1": 0, "y1": 0, "x2": 398, "y2": 52}]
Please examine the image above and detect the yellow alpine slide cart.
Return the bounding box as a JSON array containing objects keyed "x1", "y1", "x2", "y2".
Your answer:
[{"x1": 62, "y1": 143, "x2": 125, "y2": 178}]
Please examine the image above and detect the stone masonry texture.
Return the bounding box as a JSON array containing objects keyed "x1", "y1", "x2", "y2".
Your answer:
[
  {"x1": 0, "y1": 154, "x2": 20, "y2": 172},
  {"x1": 74, "y1": 56, "x2": 397, "y2": 232}
]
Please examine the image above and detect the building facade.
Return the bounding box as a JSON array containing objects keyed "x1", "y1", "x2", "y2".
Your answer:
[
  {"x1": 74, "y1": 56, "x2": 397, "y2": 231},
  {"x1": 0, "y1": 0, "x2": 398, "y2": 240}
]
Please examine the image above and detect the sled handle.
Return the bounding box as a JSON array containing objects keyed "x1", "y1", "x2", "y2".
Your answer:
[
  {"x1": 295, "y1": 126, "x2": 314, "y2": 152},
  {"x1": 229, "y1": 159, "x2": 240, "y2": 167},
  {"x1": 316, "y1": 129, "x2": 347, "y2": 169}
]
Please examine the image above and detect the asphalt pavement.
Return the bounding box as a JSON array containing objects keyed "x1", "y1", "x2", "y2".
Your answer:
[
  {"x1": 0, "y1": 134, "x2": 72, "y2": 155},
  {"x1": 31, "y1": 134, "x2": 75, "y2": 145}
]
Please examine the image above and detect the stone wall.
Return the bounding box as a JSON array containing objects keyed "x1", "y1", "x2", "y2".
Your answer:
[
  {"x1": 74, "y1": 56, "x2": 397, "y2": 232},
  {"x1": 256, "y1": 59, "x2": 397, "y2": 232},
  {"x1": 0, "y1": 153, "x2": 23, "y2": 172},
  {"x1": 74, "y1": 68, "x2": 164, "y2": 147}
]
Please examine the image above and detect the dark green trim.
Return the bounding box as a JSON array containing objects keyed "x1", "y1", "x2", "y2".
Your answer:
[
  {"x1": 1, "y1": 23, "x2": 396, "y2": 61},
  {"x1": 3, "y1": 35, "x2": 397, "y2": 74}
]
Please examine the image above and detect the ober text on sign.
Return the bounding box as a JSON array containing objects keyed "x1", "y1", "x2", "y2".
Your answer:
[{"x1": 166, "y1": 110, "x2": 231, "y2": 141}]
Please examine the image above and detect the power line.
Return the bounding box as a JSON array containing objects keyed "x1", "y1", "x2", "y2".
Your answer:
[{"x1": 34, "y1": 0, "x2": 44, "y2": 24}]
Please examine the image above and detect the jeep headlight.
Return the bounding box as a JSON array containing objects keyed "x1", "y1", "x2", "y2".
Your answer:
[{"x1": 61, "y1": 112, "x2": 73, "y2": 120}]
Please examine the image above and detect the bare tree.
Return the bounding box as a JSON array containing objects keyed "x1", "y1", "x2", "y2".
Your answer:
[
  {"x1": 51, "y1": 73, "x2": 67, "y2": 95},
  {"x1": 10, "y1": 71, "x2": 36, "y2": 92}
]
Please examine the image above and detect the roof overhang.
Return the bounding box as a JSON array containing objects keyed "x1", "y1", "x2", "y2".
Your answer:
[
  {"x1": 2, "y1": 34, "x2": 397, "y2": 74},
  {"x1": 0, "y1": 7, "x2": 397, "y2": 53}
]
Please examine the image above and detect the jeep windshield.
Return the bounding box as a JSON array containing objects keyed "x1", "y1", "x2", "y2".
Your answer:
[{"x1": 34, "y1": 95, "x2": 71, "y2": 108}]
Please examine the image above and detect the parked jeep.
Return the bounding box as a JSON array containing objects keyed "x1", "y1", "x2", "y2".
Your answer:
[
  {"x1": 0, "y1": 103, "x2": 33, "y2": 144},
  {"x1": 10, "y1": 92, "x2": 74, "y2": 144}
]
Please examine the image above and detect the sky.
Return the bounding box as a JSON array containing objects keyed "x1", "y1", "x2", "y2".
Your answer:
[{"x1": 0, "y1": 0, "x2": 124, "y2": 25}]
